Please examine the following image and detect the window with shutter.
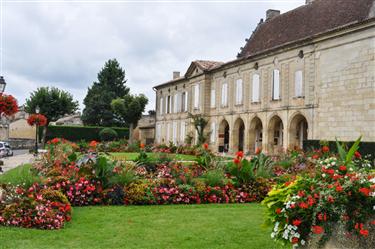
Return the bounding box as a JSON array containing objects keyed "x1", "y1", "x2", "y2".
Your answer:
[
  {"x1": 194, "y1": 85, "x2": 200, "y2": 109},
  {"x1": 210, "y1": 89, "x2": 216, "y2": 108},
  {"x1": 180, "y1": 121, "x2": 186, "y2": 144},
  {"x1": 166, "y1": 96, "x2": 169, "y2": 113},
  {"x1": 172, "y1": 122, "x2": 177, "y2": 144},
  {"x1": 236, "y1": 79, "x2": 243, "y2": 105},
  {"x1": 159, "y1": 97, "x2": 163, "y2": 115},
  {"x1": 174, "y1": 94, "x2": 178, "y2": 113},
  {"x1": 185, "y1": 91, "x2": 188, "y2": 112},
  {"x1": 210, "y1": 122, "x2": 216, "y2": 143},
  {"x1": 221, "y1": 83, "x2": 228, "y2": 107},
  {"x1": 252, "y1": 74, "x2": 260, "y2": 102},
  {"x1": 272, "y1": 69, "x2": 280, "y2": 100},
  {"x1": 295, "y1": 70, "x2": 303, "y2": 97}
]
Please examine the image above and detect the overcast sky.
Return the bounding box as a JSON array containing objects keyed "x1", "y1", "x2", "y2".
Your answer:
[{"x1": 2, "y1": 0, "x2": 305, "y2": 113}]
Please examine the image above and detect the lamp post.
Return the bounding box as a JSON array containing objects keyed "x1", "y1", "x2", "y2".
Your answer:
[
  {"x1": 0, "y1": 76, "x2": 6, "y2": 93},
  {"x1": 35, "y1": 106, "x2": 40, "y2": 155}
]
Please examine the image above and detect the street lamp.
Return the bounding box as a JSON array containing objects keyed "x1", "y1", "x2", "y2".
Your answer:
[
  {"x1": 0, "y1": 76, "x2": 6, "y2": 93},
  {"x1": 34, "y1": 106, "x2": 40, "y2": 155}
]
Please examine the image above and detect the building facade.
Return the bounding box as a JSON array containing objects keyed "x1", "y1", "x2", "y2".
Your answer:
[{"x1": 154, "y1": 0, "x2": 375, "y2": 154}]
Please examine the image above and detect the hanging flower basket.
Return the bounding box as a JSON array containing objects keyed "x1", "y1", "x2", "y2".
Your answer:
[
  {"x1": 0, "y1": 93, "x2": 19, "y2": 116},
  {"x1": 27, "y1": 114, "x2": 48, "y2": 126}
]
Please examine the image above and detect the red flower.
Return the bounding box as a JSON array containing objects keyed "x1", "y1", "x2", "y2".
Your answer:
[
  {"x1": 328, "y1": 196, "x2": 335, "y2": 203},
  {"x1": 359, "y1": 187, "x2": 370, "y2": 196},
  {"x1": 255, "y1": 147, "x2": 262, "y2": 155},
  {"x1": 354, "y1": 151, "x2": 361, "y2": 159},
  {"x1": 312, "y1": 154, "x2": 319, "y2": 160},
  {"x1": 336, "y1": 185, "x2": 343, "y2": 192},
  {"x1": 51, "y1": 138, "x2": 60, "y2": 144},
  {"x1": 236, "y1": 151, "x2": 244, "y2": 158},
  {"x1": 291, "y1": 237, "x2": 299, "y2": 244},
  {"x1": 293, "y1": 219, "x2": 302, "y2": 226},
  {"x1": 89, "y1": 140, "x2": 98, "y2": 148},
  {"x1": 0, "y1": 93, "x2": 19, "y2": 116},
  {"x1": 312, "y1": 225, "x2": 324, "y2": 234},
  {"x1": 233, "y1": 158, "x2": 241, "y2": 164},
  {"x1": 27, "y1": 114, "x2": 47, "y2": 126},
  {"x1": 299, "y1": 202, "x2": 308, "y2": 209},
  {"x1": 322, "y1": 146, "x2": 329, "y2": 153},
  {"x1": 203, "y1": 143, "x2": 209, "y2": 150},
  {"x1": 140, "y1": 143, "x2": 145, "y2": 149},
  {"x1": 326, "y1": 169, "x2": 334, "y2": 175},
  {"x1": 339, "y1": 165, "x2": 347, "y2": 171},
  {"x1": 359, "y1": 229, "x2": 369, "y2": 237},
  {"x1": 276, "y1": 208, "x2": 282, "y2": 214}
]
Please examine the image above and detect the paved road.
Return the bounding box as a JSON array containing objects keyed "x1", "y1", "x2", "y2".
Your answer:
[{"x1": 0, "y1": 151, "x2": 34, "y2": 173}]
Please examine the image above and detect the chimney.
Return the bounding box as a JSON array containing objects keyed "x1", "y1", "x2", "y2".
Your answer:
[
  {"x1": 305, "y1": 0, "x2": 314, "y2": 4},
  {"x1": 173, "y1": 71, "x2": 180, "y2": 80},
  {"x1": 266, "y1": 9, "x2": 280, "y2": 20}
]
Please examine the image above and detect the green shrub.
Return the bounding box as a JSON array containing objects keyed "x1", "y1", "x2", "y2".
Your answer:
[
  {"x1": 99, "y1": 128, "x2": 118, "y2": 141},
  {"x1": 42, "y1": 125, "x2": 128, "y2": 141},
  {"x1": 202, "y1": 168, "x2": 227, "y2": 187}
]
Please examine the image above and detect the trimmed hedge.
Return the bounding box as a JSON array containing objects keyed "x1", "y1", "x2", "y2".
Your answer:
[
  {"x1": 41, "y1": 125, "x2": 129, "y2": 142},
  {"x1": 303, "y1": 140, "x2": 375, "y2": 160}
]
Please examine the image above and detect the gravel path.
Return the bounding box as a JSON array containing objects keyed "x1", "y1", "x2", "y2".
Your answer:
[{"x1": 1, "y1": 153, "x2": 34, "y2": 173}]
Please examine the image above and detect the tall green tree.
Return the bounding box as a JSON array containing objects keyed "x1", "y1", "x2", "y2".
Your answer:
[
  {"x1": 111, "y1": 94, "x2": 148, "y2": 143},
  {"x1": 82, "y1": 59, "x2": 129, "y2": 126},
  {"x1": 25, "y1": 87, "x2": 79, "y2": 143}
]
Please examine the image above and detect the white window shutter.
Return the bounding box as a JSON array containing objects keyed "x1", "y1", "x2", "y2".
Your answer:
[
  {"x1": 194, "y1": 85, "x2": 200, "y2": 109},
  {"x1": 166, "y1": 123, "x2": 171, "y2": 142},
  {"x1": 236, "y1": 79, "x2": 243, "y2": 104},
  {"x1": 252, "y1": 74, "x2": 260, "y2": 102},
  {"x1": 172, "y1": 121, "x2": 177, "y2": 144},
  {"x1": 273, "y1": 69, "x2": 280, "y2": 100},
  {"x1": 210, "y1": 122, "x2": 216, "y2": 143},
  {"x1": 221, "y1": 83, "x2": 228, "y2": 107},
  {"x1": 210, "y1": 89, "x2": 216, "y2": 108},
  {"x1": 174, "y1": 94, "x2": 178, "y2": 113},
  {"x1": 165, "y1": 97, "x2": 168, "y2": 113},
  {"x1": 159, "y1": 97, "x2": 163, "y2": 115},
  {"x1": 295, "y1": 70, "x2": 303, "y2": 97},
  {"x1": 185, "y1": 91, "x2": 188, "y2": 112},
  {"x1": 180, "y1": 121, "x2": 185, "y2": 144}
]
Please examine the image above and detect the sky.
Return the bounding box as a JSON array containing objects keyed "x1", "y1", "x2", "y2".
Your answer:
[{"x1": 1, "y1": 0, "x2": 305, "y2": 113}]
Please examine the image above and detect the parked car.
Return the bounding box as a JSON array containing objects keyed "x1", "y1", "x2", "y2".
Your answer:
[{"x1": 0, "y1": 142, "x2": 13, "y2": 157}]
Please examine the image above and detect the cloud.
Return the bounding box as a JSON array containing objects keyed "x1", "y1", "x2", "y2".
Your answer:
[{"x1": 2, "y1": 0, "x2": 305, "y2": 113}]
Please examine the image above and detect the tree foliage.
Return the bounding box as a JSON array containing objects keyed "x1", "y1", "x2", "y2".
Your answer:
[
  {"x1": 25, "y1": 87, "x2": 78, "y2": 124},
  {"x1": 188, "y1": 113, "x2": 209, "y2": 145},
  {"x1": 82, "y1": 59, "x2": 129, "y2": 126},
  {"x1": 111, "y1": 94, "x2": 148, "y2": 142}
]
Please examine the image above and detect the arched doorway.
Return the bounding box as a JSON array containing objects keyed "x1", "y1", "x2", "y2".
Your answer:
[
  {"x1": 218, "y1": 120, "x2": 230, "y2": 152},
  {"x1": 289, "y1": 114, "x2": 308, "y2": 150},
  {"x1": 268, "y1": 115, "x2": 284, "y2": 154},
  {"x1": 249, "y1": 117, "x2": 263, "y2": 153},
  {"x1": 233, "y1": 118, "x2": 245, "y2": 152}
]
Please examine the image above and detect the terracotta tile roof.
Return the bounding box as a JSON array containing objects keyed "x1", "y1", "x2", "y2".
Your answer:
[{"x1": 237, "y1": 0, "x2": 375, "y2": 58}]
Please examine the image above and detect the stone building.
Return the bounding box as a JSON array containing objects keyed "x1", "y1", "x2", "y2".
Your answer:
[
  {"x1": 154, "y1": 0, "x2": 375, "y2": 154},
  {"x1": 133, "y1": 114, "x2": 156, "y2": 145}
]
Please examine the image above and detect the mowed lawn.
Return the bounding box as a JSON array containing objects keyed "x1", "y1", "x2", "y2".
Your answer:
[
  {"x1": 110, "y1": 152, "x2": 197, "y2": 162},
  {"x1": 0, "y1": 204, "x2": 289, "y2": 249}
]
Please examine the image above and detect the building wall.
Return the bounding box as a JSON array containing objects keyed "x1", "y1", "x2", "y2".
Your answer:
[
  {"x1": 155, "y1": 23, "x2": 375, "y2": 154},
  {"x1": 9, "y1": 119, "x2": 36, "y2": 139}
]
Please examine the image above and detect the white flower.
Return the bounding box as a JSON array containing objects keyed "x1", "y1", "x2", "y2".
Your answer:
[
  {"x1": 322, "y1": 174, "x2": 326, "y2": 178},
  {"x1": 301, "y1": 240, "x2": 306, "y2": 245},
  {"x1": 271, "y1": 232, "x2": 275, "y2": 238},
  {"x1": 349, "y1": 168, "x2": 354, "y2": 171}
]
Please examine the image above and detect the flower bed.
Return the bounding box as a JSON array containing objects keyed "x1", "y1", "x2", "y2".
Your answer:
[{"x1": 262, "y1": 138, "x2": 375, "y2": 248}]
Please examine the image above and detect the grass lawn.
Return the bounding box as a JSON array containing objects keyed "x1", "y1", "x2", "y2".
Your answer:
[
  {"x1": 0, "y1": 204, "x2": 289, "y2": 249},
  {"x1": 0, "y1": 164, "x2": 36, "y2": 186},
  {"x1": 110, "y1": 152, "x2": 198, "y2": 162}
]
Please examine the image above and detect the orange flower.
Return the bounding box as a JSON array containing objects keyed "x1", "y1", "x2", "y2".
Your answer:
[
  {"x1": 203, "y1": 143, "x2": 209, "y2": 150},
  {"x1": 140, "y1": 143, "x2": 145, "y2": 149},
  {"x1": 322, "y1": 146, "x2": 329, "y2": 153},
  {"x1": 354, "y1": 151, "x2": 361, "y2": 159},
  {"x1": 276, "y1": 208, "x2": 282, "y2": 214}
]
